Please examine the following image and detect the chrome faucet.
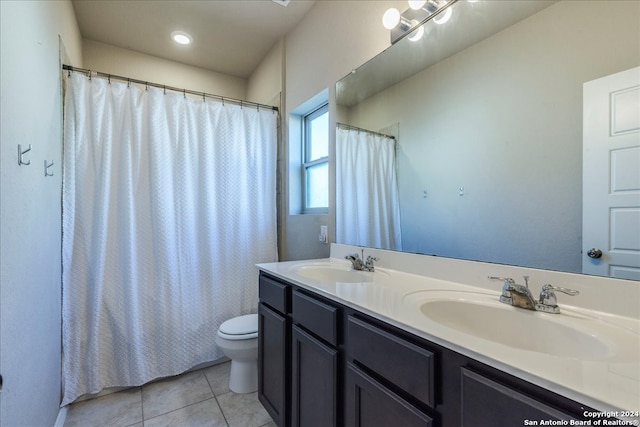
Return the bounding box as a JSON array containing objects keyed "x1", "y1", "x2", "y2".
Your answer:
[
  {"x1": 345, "y1": 249, "x2": 378, "y2": 272},
  {"x1": 489, "y1": 276, "x2": 579, "y2": 314}
]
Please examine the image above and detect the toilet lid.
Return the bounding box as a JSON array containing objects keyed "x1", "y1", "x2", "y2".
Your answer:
[{"x1": 219, "y1": 313, "x2": 258, "y2": 336}]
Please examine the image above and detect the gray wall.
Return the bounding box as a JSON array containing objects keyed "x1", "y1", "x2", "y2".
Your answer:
[{"x1": 0, "y1": 1, "x2": 82, "y2": 425}]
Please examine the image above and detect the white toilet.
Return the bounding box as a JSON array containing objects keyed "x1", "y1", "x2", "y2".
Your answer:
[{"x1": 216, "y1": 313, "x2": 259, "y2": 394}]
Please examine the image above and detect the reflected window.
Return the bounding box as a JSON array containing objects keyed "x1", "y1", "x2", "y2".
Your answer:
[{"x1": 303, "y1": 104, "x2": 329, "y2": 213}]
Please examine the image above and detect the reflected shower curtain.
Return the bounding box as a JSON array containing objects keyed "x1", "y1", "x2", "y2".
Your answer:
[
  {"x1": 61, "y1": 73, "x2": 277, "y2": 405},
  {"x1": 336, "y1": 127, "x2": 402, "y2": 250}
]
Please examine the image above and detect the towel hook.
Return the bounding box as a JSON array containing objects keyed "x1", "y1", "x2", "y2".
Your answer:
[
  {"x1": 44, "y1": 160, "x2": 54, "y2": 177},
  {"x1": 18, "y1": 144, "x2": 31, "y2": 166}
]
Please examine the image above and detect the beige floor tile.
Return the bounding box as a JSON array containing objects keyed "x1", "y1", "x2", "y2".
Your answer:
[
  {"x1": 142, "y1": 370, "x2": 215, "y2": 419},
  {"x1": 143, "y1": 398, "x2": 227, "y2": 427},
  {"x1": 203, "y1": 362, "x2": 231, "y2": 396},
  {"x1": 64, "y1": 387, "x2": 142, "y2": 427},
  {"x1": 216, "y1": 391, "x2": 272, "y2": 427}
]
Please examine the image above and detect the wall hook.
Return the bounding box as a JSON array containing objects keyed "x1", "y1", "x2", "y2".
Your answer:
[
  {"x1": 44, "y1": 160, "x2": 54, "y2": 177},
  {"x1": 18, "y1": 144, "x2": 31, "y2": 166}
]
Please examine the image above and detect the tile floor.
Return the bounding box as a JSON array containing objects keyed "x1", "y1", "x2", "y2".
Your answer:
[{"x1": 64, "y1": 361, "x2": 275, "y2": 427}]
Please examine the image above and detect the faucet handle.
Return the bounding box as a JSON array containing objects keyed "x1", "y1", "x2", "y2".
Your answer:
[
  {"x1": 538, "y1": 284, "x2": 579, "y2": 313},
  {"x1": 488, "y1": 276, "x2": 516, "y2": 303},
  {"x1": 542, "y1": 284, "x2": 579, "y2": 296},
  {"x1": 488, "y1": 276, "x2": 515, "y2": 283},
  {"x1": 488, "y1": 276, "x2": 516, "y2": 290}
]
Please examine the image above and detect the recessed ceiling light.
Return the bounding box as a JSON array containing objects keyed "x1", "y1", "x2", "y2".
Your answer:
[
  {"x1": 171, "y1": 31, "x2": 192, "y2": 45},
  {"x1": 271, "y1": 0, "x2": 291, "y2": 6}
]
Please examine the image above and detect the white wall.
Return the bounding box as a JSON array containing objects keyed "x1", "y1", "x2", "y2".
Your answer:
[
  {"x1": 83, "y1": 39, "x2": 246, "y2": 99},
  {"x1": 0, "y1": 1, "x2": 82, "y2": 425},
  {"x1": 280, "y1": 0, "x2": 405, "y2": 260},
  {"x1": 247, "y1": 38, "x2": 283, "y2": 105},
  {"x1": 344, "y1": 0, "x2": 640, "y2": 272}
]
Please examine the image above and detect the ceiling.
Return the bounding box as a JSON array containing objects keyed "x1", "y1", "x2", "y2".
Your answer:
[{"x1": 71, "y1": 0, "x2": 316, "y2": 79}]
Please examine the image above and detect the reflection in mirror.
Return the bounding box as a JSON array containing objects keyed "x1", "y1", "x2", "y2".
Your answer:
[
  {"x1": 335, "y1": 0, "x2": 640, "y2": 279},
  {"x1": 336, "y1": 123, "x2": 402, "y2": 250}
]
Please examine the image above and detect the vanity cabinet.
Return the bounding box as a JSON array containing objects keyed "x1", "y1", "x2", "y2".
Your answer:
[
  {"x1": 258, "y1": 272, "x2": 598, "y2": 427},
  {"x1": 291, "y1": 290, "x2": 339, "y2": 427},
  {"x1": 258, "y1": 275, "x2": 291, "y2": 427},
  {"x1": 346, "y1": 315, "x2": 435, "y2": 426}
]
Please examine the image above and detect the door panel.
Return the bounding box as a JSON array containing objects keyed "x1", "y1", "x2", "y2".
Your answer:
[{"x1": 583, "y1": 67, "x2": 640, "y2": 279}]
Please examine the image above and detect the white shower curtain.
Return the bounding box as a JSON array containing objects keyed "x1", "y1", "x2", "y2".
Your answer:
[
  {"x1": 336, "y1": 127, "x2": 402, "y2": 250},
  {"x1": 61, "y1": 73, "x2": 278, "y2": 405}
]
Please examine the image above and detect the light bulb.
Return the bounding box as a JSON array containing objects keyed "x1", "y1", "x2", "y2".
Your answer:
[
  {"x1": 382, "y1": 8, "x2": 401, "y2": 29},
  {"x1": 408, "y1": 25, "x2": 424, "y2": 42},
  {"x1": 408, "y1": 0, "x2": 427, "y2": 10},
  {"x1": 171, "y1": 31, "x2": 192, "y2": 45},
  {"x1": 433, "y1": 7, "x2": 452, "y2": 24}
]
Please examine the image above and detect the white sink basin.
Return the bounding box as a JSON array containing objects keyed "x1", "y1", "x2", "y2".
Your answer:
[
  {"x1": 293, "y1": 264, "x2": 375, "y2": 283},
  {"x1": 404, "y1": 291, "x2": 638, "y2": 362}
]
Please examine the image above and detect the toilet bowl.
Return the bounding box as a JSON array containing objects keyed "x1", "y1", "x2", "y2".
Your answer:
[{"x1": 216, "y1": 313, "x2": 259, "y2": 394}]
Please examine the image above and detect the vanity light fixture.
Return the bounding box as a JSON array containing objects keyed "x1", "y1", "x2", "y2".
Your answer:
[
  {"x1": 383, "y1": 0, "x2": 459, "y2": 44},
  {"x1": 171, "y1": 31, "x2": 192, "y2": 45},
  {"x1": 433, "y1": 7, "x2": 452, "y2": 24},
  {"x1": 408, "y1": 23, "x2": 425, "y2": 42}
]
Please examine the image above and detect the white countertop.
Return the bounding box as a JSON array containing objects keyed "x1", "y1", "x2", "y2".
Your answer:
[{"x1": 257, "y1": 255, "x2": 640, "y2": 421}]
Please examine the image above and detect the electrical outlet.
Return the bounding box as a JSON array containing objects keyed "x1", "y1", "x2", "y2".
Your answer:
[{"x1": 319, "y1": 225, "x2": 328, "y2": 244}]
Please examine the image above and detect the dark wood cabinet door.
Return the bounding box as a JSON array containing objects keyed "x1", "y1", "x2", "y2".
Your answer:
[
  {"x1": 258, "y1": 303, "x2": 289, "y2": 427},
  {"x1": 461, "y1": 368, "x2": 576, "y2": 427},
  {"x1": 291, "y1": 325, "x2": 338, "y2": 427},
  {"x1": 345, "y1": 362, "x2": 434, "y2": 427}
]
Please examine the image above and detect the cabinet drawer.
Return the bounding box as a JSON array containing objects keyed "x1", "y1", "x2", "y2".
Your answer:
[
  {"x1": 292, "y1": 290, "x2": 339, "y2": 346},
  {"x1": 259, "y1": 274, "x2": 290, "y2": 314},
  {"x1": 460, "y1": 368, "x2": 576, "y2": 426},
  {"x1": 347, "y1": 316, "x2": 435, "y2": 408}
]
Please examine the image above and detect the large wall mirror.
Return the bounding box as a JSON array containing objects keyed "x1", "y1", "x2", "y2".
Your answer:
[{"x1": 335, "y1": 0, "x2": 640, "y2": 280}]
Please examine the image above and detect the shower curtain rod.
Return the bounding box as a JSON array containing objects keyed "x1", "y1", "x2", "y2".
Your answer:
[
  {"x1": 62, "y1": 64, "x2": 279, "y2": 112},
  {"x1": 337, "y1": 122, "x2": 395, "y2": 140}
]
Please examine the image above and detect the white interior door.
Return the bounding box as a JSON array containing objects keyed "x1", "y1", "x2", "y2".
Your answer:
[{"x1": 583, "y1": 66, "x2": 640, "y2": 279}]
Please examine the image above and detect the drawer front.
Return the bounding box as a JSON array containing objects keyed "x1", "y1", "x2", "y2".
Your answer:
[
  {"x1": 347, "y1": 316, "x2": 435, "y2": 408},
  {"x1": 292, "y1": 290, "x2": 339, "y2": 346},
  {"x1": 259, "y1": 274, "x2": 290, "y2": 314},
  {"x1": 460, "y1": 368, "x2": 576, "y2": 426}
]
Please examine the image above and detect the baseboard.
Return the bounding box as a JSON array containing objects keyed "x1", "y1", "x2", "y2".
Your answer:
[{"x1": 54, "y1": 405, "x2": 68, "y2": 427}]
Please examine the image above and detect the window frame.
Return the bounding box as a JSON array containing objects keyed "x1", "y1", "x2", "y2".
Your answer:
[{"x1": 302, "y1": 103, "x2": 329, "y2": 214}]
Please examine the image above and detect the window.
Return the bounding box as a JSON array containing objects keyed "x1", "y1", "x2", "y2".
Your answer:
[{"x1": 302, "y1": 104, "x2": 328, "y2": 213}]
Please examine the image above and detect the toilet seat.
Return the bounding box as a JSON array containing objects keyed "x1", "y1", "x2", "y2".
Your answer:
[{"x1": 217, "y1": 314, "x2": 258, "y2": 340}]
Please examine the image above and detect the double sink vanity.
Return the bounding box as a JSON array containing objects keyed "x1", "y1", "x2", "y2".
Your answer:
[{"x1": 256, "y1": 244, "x2": 639, "y2": 426}]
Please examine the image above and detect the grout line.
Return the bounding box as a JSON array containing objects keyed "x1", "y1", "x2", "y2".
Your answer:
[
  {"x1": 140, "y1": 386, "x2": 145, "y2": 425},
  {"x1": 140, "y1": 370, "x2": 220, "y2": 422},
  {"x1": 213, "y1": 395, "x2": 231, "y2": 427},
  {"x1": 142, "y1": 397, "x2": 224, "y2": 425}
]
